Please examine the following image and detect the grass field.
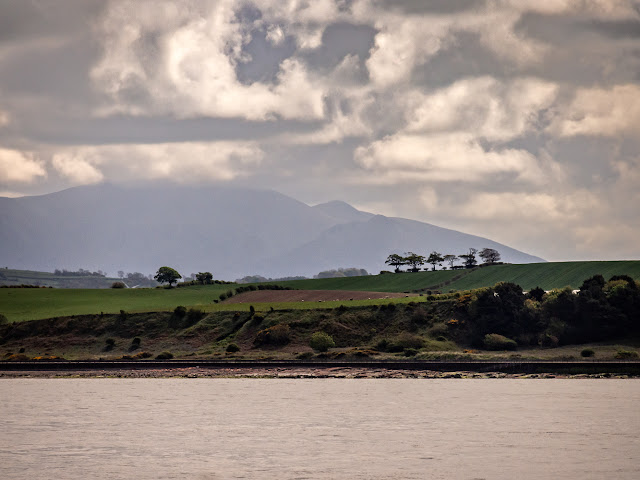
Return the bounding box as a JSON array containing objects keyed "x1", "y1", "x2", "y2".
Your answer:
[
  {"x1": 0, "y1": 268, "x2": 120, "y2": 288},
  {"x1": 275, "y1": 260, "x2": 640, "y2": 292},
  {"x1": 2, "y1": 260, "x2": 639, "y2": 322},
  {"x1": 442, "y1": 261, "x2": 640, "y2": 292}
]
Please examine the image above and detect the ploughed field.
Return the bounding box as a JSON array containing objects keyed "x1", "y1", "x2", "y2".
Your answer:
[{"x1": 223, "y1": 289, "x2": 412, "y2": 303}]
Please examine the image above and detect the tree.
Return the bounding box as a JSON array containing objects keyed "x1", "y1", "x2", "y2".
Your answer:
[
  {"x1": 196, "y1": 272, "x2": 213, "y2": 284},
  {"x1": 117, "y1": 270, "x2": 124, "y2": 279},
  {"x1": 426, "y1": 251, "x2": 444, "y2": 271},
  {"x1": 404, "y1": 252, "x2": 425, "y2": 272},
  {"x1": 443, "y1": 254, "x2": 458, "y2": 270},
  {"x1": 385, "y1": 253, "x2": 406, "y2": 273},
  {"x1": 459, "y1": 248, "x2": 478, "y2": 269},
  {"x1": 154, "y1": 266, "x2": 182, "y2": 287},
  {"x1": 479, "y1": 248, "x2": 501, "y2": 264}
]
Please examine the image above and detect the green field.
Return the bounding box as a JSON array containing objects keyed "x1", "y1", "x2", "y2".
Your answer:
[
  {"x1": 276, "y1": 260, "x2": 640, "y2": 293},
  {"x1": 2, "y1": 261, "x2": 640, "y2": 322},
  {"x1": 0, "y1": 268, "x2": 119, "y2": 288}
]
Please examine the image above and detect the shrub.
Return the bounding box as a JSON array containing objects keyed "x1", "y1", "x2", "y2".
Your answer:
[
  {"x1": 254, "y1": 324, "x2": 291, "y2": 346},
  {"x1": 309, "y1": 331, "x2": 336, "y2": 352},
  {"x1": 133, "y1": 351, "x2": 152, "y2": 359},
  {"x1": 173, "y1": 306, "x2": 187, "y2": 318},
  {"x1": 403, "y1": 348, "x2": 419, "y2": 357},
  {"x1": 615, "y1": 350, "x2": 639, "y2": 359},
  {"x1": 105, "y1": 338, "x2": 116, "y2": 351},
  {"x1": 185, "y1": 308, "x2": 205, "y2": 326},
  {"x1": 581, "y1": 348, "x2": 595, "y2": 358},
  {"x1": 297, "y1": 351, "x2": 314, "y2": 359},
  {"x1": 226, "y1": 343, "x2": 240, "y2": 353},
  {"x1": 156, "y1": 351, "x2": 174, "y2": 359},
  {"x1": 219, "y1": 293, "x2": 227, "y2": 301},
  {"x1": 111, "y1": 281, "x2": 126, "y2": 289},
  {"x1": 374, "y1": 338, "x2": 389, "y2": 352},
  {"x1": 131, "y1": 337, "x2": 141, "y2": 346},
  {"x1": 427, "y1": 323, "x2": 448, "y2": 338},
  {"x1": 483, "y1": 333, "x2": 517, "y2": 351},
  {"x1": 396, "y1": 333, "x2": 424, "y2": 350},
  {"x1": 0, "y1": 313, "x2": 7, "y2": 325}
]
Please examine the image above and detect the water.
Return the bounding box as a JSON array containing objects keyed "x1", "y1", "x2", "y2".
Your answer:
[{"x1": 1, "y1": 379, "x2": 638, "y2": 479}]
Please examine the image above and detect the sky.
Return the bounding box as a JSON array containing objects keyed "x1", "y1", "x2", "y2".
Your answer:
[{"x1": 1, "y1": 0, "x2": 639, "y2": 262}]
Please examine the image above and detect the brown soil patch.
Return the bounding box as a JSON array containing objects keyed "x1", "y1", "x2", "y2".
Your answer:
[{"x1": 224, "y1": 289, "x2": 412, "y2": 303}]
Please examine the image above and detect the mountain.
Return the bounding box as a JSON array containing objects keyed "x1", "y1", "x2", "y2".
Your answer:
[{"x1": 0, "y1": 184, "x2": 544, "y2": 280}]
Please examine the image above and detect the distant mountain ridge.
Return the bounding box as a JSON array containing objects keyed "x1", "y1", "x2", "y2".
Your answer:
[{"x1": 0, "y1": 184, "x2": 544, "y2": 279}]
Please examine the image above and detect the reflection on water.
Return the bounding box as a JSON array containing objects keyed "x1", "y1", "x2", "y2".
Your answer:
[{"x1": 1, "y1": 379, "x2": 639, "y2": 479}]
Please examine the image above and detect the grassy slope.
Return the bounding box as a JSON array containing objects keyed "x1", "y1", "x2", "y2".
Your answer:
[
  {"x1": 1, "y1": 285, "x2": 232, "y2": 322},
  {"x1": 279, "y1": 261, "x2": 640, "y2": 292},
  {"x1": 3, "y1": 261, "x2": 640, "y2": 322},
  {"x1": 279, "y1": 269, "x2": 462, "y2": 292},
  {"x1": 0, "y1": 268, "x2": 119, "y2": 288},
  {"x1": 443, "y1": 261, "x2": 640, "y2": 292}
]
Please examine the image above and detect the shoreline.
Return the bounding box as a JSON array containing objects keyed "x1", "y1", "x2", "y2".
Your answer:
[{"x1": 1, "y1": 366, "x2": 637, "y2": 379}]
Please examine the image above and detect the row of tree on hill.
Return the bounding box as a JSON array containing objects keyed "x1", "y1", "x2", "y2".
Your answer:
[{"x1": 385, "y1": 248, "x2": 500, "y2": 273}]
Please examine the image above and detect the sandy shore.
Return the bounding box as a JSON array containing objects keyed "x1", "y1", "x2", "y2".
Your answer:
[{"x1": 0, "y1": 366, "x2": 634, "y2": 379}]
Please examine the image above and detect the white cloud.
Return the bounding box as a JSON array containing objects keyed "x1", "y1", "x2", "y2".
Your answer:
[
  {"x1": 354, "y1": 133, "x2": 553, "y2": 185},
  {"x1": 551, "y1": 84, "x2": 640, "y2": 137},
  {"x1": 52, "y1": 152, "x2": 104, "y2": 184},
  {"x1": 91, "y1": 0, "x2": 326, "y2": 121},
  {"x1": 407, "y1": 77, "x2": 557, "y2": 141},
  {"x1": 51, "y1": 141, "x2": 263, "y2": 184},
  {"x1": 0, "y1": 148, "x2": 46, "y2": 183},
  {"x1": 0, "y1": 109, "x2": 8, "y2": 127}
]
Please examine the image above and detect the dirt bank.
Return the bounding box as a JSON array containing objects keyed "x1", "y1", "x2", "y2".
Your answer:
[{"x1": 223, "y1": 289, "x2": 412, "y2": 303}]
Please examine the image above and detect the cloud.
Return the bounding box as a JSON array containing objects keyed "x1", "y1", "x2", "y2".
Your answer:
[
  {"x1": 0, "y1": 109, "x2": 8, "y2": 127},
  {"x1": 406, "y1": 77, "x2": 557, "y2": 141},
  {"x1": 354, "y1": 133, "x2": 554, "y2": 185},
  {"x1": 50, "y1": 141, "x2": 263, "y2": 185},
  {"x1": 91, "y1": 0, "x2": 326, "y2": 121},
  {"x1": 551, "y1": 84, "x2": 640, "y2": 137},
  {"x1": 52, "y1": 152, "x2": 104, "y2": 184},
  {"x1": 0, "y1": 147, "x2": 46, "y2": 183}
]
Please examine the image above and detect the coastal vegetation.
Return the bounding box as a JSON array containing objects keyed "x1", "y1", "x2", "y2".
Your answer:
[{"x1": 1, "y1": 272, "x2": 638, "y2": 362}]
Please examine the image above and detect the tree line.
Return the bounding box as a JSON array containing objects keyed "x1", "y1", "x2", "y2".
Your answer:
[{"x1": 385, "y1": 248, "x2": 500, "y2": 273}]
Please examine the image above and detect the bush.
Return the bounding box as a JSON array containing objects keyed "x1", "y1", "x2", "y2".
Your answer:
[
  {"x1": 483, "y1": 333, "x2": 517, "y2": 351},
  {"x1": 185, "y1": 308, "x2": 205, "y2": 326},
  {"x1": 226, "y1": 343, "x2": 240, "y2": 353},
  {"x1": 105, "y1": 338, "x2": 116, "y2": 351},
  {"x1": 396, "y1": 333, "x2": 424, "y2": 350},
  {"x1": 156, "y1": 351, "x2": 174, "y2": 360},
  {"x1": 254, "y1": 324, "x2": 291, "y2": 346},
  {"x1": 133, "y1": 351, "x2": 152, "y2": 359},
  {"x1": 615, "y1": 350, "x2": 639, "y2": 359},
  {"x1": 0, "y1": 313, "x2": 7, "y2": 325},
  {"x1": 581, "y1": 348, "x2": 595, "y2": 358},
  {"x1": 111, "y1": 281, "x2": 126, "y2": 289},
  {"x1": 309, "y1": 331, "x2": 336, "y2": 352},
  {"x1": 129, "y1": 337, "x2": 141, "y2": 351},
  {"x1": 404, "y1": 348, "x2": 419, "y2": 357}
]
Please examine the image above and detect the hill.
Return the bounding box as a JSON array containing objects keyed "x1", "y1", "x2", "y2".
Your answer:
[
  {"x1": 277, "y1": 261, "x2": 640, "y2": 293},
  {"x1": 0, "y1": 184, "x2": 543, "y2": 280},
  {"x1": 2, "y1": 260, "x2": 639, "y2": 323}
]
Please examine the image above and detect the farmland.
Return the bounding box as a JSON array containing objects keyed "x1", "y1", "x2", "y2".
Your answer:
[{"x1": 1, "y1": 260, "x2": 640, "y2": 323}]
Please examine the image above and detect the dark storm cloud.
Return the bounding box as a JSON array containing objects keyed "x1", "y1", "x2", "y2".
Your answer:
[{"x1": 376, "y1": 0, "x2": 485, "y2": 15}]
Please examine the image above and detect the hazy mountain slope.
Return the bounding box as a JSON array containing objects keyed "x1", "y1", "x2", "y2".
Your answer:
[
  {"x1": 0, "y1": 184, "x2": 337, "y2": 279},
  {"x1": 262, "y1": 215, "x2": 544, "y2": 277},
  {"x1": 312, "y1": 200, "x2": 374, "y2": 224},
  {"x1": 0, "y1": 184, "x2": 544, "y2": 280}
]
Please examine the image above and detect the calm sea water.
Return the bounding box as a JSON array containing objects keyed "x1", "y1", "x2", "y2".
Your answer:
[{"x1": 1, "y1": 379, "x2": 638, "y2": 479}]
